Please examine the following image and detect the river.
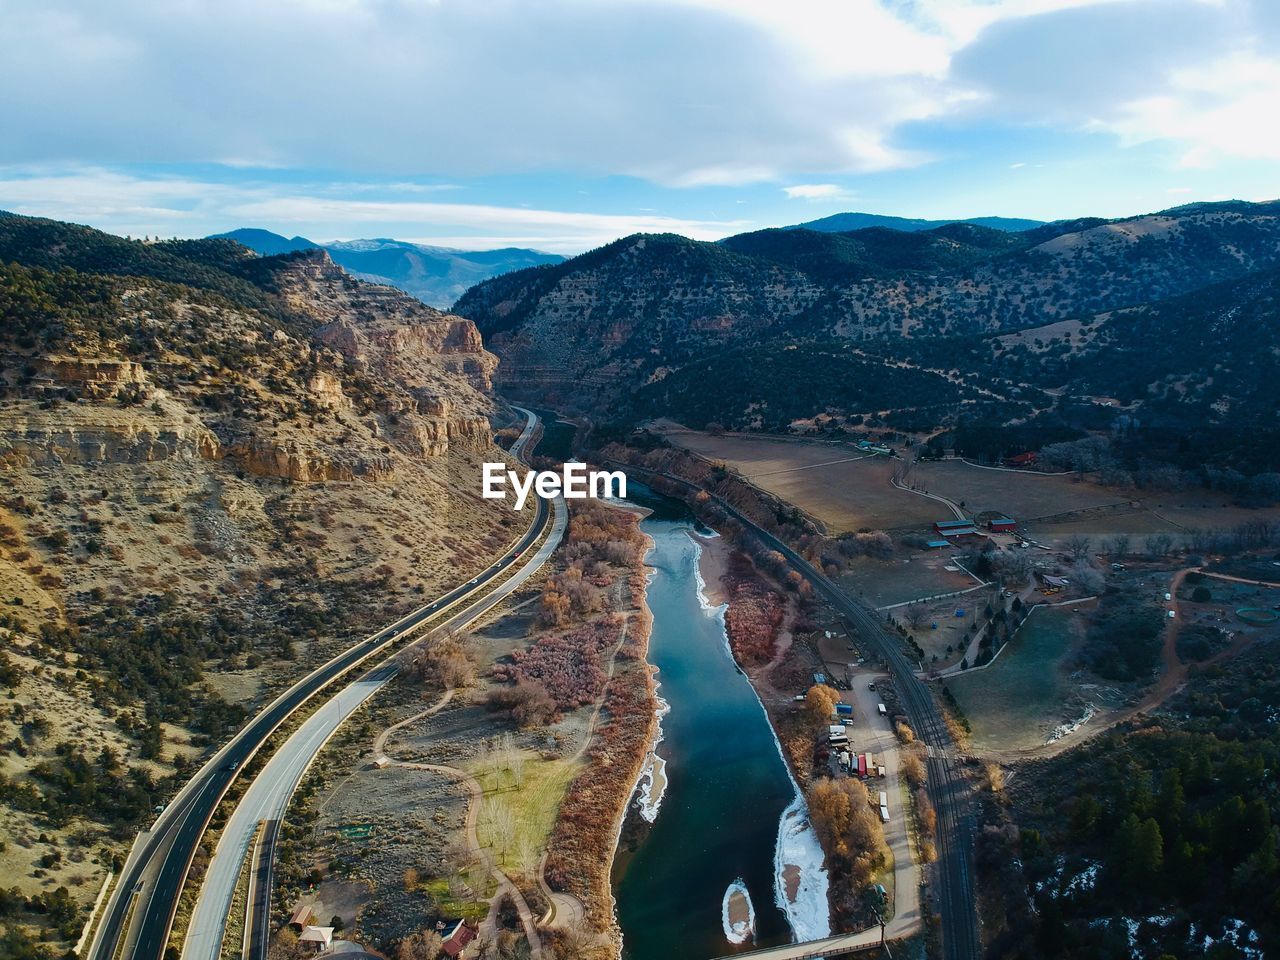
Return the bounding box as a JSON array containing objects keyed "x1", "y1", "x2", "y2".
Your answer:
[{"x1": 612, "y1": 484, "x2": 828, "y2": 959}]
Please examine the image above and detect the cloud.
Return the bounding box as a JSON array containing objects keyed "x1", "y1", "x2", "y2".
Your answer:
[
  {"x1": 0, "y1": 166, "x2": 748, "y2": 252},
  {"x1": 950, "y1": 0, "x2": 1278, "y2": 167},
  {"x1": 783, "y1": 183, "x2": 853, "y2": 200},
  {"x1": 0, "y1": 0, "x2": 977, "y2": 187},
  {"x1": 0, "y1": 0, "x2": 1274, "y2": 202},
  {"x1": 1101, "y1": 52, "x2": 1280, "y2": 166}
]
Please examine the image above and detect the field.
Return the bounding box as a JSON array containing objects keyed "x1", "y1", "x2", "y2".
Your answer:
[
  {"x1": 472, "y1": 752, "x2": 582, "y2": 877},
  {"x1": 660, "y1": 429, "x2": 938, "y2": 533},
  {"x1": 835, "y1": 553, "x2": 979, "y2": 610},
  {"x1": 947, "y1": 605, "x2": 1115, "y2": 754},
  {"x1": 906, "y1": 460, "x2": 1125, "y2": 521}
]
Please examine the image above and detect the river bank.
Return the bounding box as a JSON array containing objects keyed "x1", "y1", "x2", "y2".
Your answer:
[{"x1": 543, "y1": 504, "x2": 657, "y2": 960}]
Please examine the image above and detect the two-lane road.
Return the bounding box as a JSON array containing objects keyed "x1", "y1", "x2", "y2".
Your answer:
[{"x1": 90, "y1": 408, "x2": 551, "y2": 960}]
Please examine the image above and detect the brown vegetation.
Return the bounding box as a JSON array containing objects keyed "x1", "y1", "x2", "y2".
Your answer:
[
  {"x1": 722, "y1": 552, "x2": 785, "y2": 665},
  {"x1": 494, "y1": 616, "x2": 624, "y2": 710},
  {"x1": 808, "y1": 777, "x2": 891, "y2": 884}
]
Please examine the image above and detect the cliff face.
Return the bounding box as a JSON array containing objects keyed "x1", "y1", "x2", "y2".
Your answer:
[
  {"x1": 455, "y1": 233, "x2": 824, "y2": 409},
  {"x1": 1, "y1": 240, "x2": 502, "y2": 480},
  {"x1": 277, "y1": 249, "x2": 499, "y2": 397}
]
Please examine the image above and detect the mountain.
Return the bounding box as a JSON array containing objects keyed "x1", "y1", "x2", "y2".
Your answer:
[
  {"x1": 0, "y1": 211, "x2": 514, "y2": 935},
  {"x1": 789, "y1": 211, "x2": 1045, "y2": 233},
  {"x1": 212, "y1": 227, "x2": 318, "y2": 256},
  {"x1": 455, "y1": 200, "x2": 1280, "y2": 464},
  {"x1": 453, "y1": 232, "x2": 826, "y2": 404},
  {"x1": 211, "y1": 228, "x2": 564, "y2": 307},
  {"x1": 720, "y1": 223, "x2": 1028, "y2": 283}
]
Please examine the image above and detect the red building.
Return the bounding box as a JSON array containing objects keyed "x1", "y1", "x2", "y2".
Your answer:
[{"x1": 988, "y1": 517, "x2": 1017, "y2": 533}]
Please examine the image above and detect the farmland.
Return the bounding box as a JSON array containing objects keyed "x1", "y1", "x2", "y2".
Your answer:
[
  {"x1": 905, "y1": 460, "x2": 1125, "y2": 520},
  {"x1": 835, "y1": 554, "x2": 979, "y2": 611},
  {"x1": 658, "y1": 429, "x2": 938, "y2": 533}
]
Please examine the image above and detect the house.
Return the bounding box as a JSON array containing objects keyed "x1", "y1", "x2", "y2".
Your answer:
[
  {"x1": 934, "y1": 519, "x2": 982, "y2": 539},
  {"x1": 298, "y1": 926, "x2": 334, "y2": 953},
  {"x1": 442, "y1": 920, "x2": 477, "y2": 958},
  {"x1": 1005, "y1": 452, "x2": 1038, "y2": 468},
  {"x1": 812, "y1": 672, "x2": 827, "y2": 686},
  {"x1": 924, "y1": 539, "x2": 952, "y2": 549},
  {"x1": 289, "y1": 906, "x2": 316, "y2": 932},
  {"x1": 987, "y1": 517, "x2": 1017, "y2": 533}
]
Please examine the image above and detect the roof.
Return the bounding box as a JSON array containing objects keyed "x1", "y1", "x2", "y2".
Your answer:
[
  {"x1": 989, "y1": 517, "x2": 1016, "y2": 526},
  {"x1": 442, "y1": 923, "x2": 477, "y2": 957},
  {"x1": 290, "y1": 906, "x2": 315, "y2": 925},
  {"x1": 925, "y1": 539, "x2": 951, "y2": 548},
  {"x1": 299, "y1": 926, "x2": 334, "y2": 945},
  {"x1": 935, "y1": 519, "x2": 974, "y2": 530}
]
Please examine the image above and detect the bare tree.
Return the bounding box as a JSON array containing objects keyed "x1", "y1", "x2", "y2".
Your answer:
[
  {"x1": 396, "y1": 930, "x2": 444, "y2": 960},
  {"x1": 904, "y1": 603, "x2": 928, "y2": 631},
  {"x1": 994, "y1": 550, "x2": 1032, "y2": 584},
  {"x1": 483, "y1": 799, "x2": 516, "y2": 866},
  {"x1": 1064, "y1": 534, "x2": 1092, "y2": 562},
  {"x1": 1145, "y1": 533, "x2": 1175, "y2": 559},
  {"x1": 1069, "y1": 561, "x2": 1105, "y2": 596},
  {"x1": 1107, "y1": 534, "x2": 1131, "y2": 559}
]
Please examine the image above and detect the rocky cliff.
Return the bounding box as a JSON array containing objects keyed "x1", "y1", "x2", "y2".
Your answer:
[{"x1": 0, "y1": 214, "x2": 522, "y2": 936}]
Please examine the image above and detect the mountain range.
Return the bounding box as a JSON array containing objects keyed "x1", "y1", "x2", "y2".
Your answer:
[
  {"x1": 210, "y1": 227, "x2": 564, "y2": 307},
  {"x1": 789, "y1": 211, "x2": 1045, "y2": 233},
  {"x1": 454, "y1": 199, "x2": 1280, "y2": 473}
]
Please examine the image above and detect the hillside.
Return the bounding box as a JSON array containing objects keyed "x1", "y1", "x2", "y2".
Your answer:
[
  {"x1": 790, "y1": 211, "x2": 1044, "y2": 233},
  {"x1": 0, "y1": 213, "x2": 518, "y2": 951},
  {"x1": 456, "y1": 232, "x2": 827, "y2": 407},
  {"x1": 213, "y1": 228, "x2": 564, "y2": 307},
  {"x1": 456, "y1": 201, "x2": 1280, "y2": 452},
  {"x1": 720, "y1": 223, "x2": 1028, "y2": 283}
]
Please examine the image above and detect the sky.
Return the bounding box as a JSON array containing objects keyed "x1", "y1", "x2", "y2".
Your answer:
[{"x1": 1, "y1": 0, "x2": 1277, "y2": 253}]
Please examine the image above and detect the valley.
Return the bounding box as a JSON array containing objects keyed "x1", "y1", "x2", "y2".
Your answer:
[{"x1": 6, "y1": 198, "x2": 1280, "y2": 960}]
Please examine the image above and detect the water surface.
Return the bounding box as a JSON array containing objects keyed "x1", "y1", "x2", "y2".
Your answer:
[{"x1": 613, "y1": 484, "x2": 800, "y2": 959}]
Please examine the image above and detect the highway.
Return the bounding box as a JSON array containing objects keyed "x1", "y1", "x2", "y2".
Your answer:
[
  {"x1": 614, "y1": 462, "x2": 981, "y2": 960},
  {"x1": 183, "y1": 479, "x2": 568, "y2": 960},
  {"x1": 88, "y1": 407, "x2": 553, "y2": 960}
]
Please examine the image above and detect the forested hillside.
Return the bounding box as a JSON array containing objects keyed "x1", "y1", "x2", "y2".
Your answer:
[
  {"x1": 456, "y1": 200, "x2": 1280, "y2": 478},
  {"x1": 982, "y1": 641, "x2": 1280, "y2": 959}
]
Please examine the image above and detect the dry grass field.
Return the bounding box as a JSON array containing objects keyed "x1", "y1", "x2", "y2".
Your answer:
[
  {"x1": 905, "y1": 460, "x2": 1126, "y2": 521},
  {"x1": 835, "y1": 554, "x2": 978, "y2": 610},
  {"x1": 660, "y1": 429, "x2": 938, "y2": 534}
]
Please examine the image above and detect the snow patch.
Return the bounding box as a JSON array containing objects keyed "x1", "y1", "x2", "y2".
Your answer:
[
  {"x1": 721, "y1": 879, "x2": 756, "y2": 946},
  {"x1": 633, "y1": 691, "x2": 671, "y2": 823},
  {"x1": 773, "y1": 793, "x2": 831, "y2": 942},
  {"x1": 690, "y1": 534, "x2": 728, "y2": 618},
  {"x1": 1047, "y1": 705, "x2": 1095, "y2": 743}
]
